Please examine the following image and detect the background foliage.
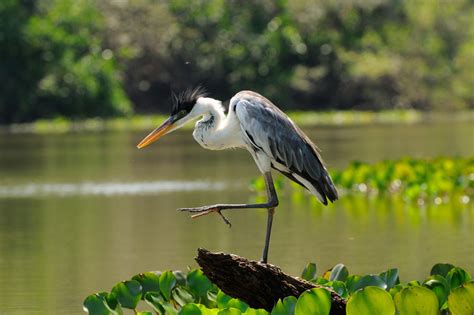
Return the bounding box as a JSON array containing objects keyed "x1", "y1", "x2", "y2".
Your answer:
[{"x1": 1, "y1": 0, "x2": 473, "y2": 123}]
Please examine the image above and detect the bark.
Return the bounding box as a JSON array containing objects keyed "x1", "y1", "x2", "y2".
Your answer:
[{"x1": 196, "y1": 248, "x2": 346, "y2": 314}]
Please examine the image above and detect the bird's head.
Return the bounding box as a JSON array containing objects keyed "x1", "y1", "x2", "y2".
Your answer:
[{"x1": 136, "y1": 87, "x2": 207, "y2": 149}]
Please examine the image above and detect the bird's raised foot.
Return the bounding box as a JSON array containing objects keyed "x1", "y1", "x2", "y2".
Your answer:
[{"x1": 178, "y1": 206, "x2": 232, "y2": 228}]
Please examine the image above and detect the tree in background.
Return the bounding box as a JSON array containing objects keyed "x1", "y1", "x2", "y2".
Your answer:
[{"x1": 0, "y1": 0, "x2": 131, "y2": 123}]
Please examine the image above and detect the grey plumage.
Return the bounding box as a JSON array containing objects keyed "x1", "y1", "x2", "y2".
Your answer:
[{"x1": 233, "y1": 91, "x2": 338, "y2": 205}]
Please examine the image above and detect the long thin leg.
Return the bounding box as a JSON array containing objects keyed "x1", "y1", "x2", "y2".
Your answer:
[
  {"x1": 178, "y1": 172, "x2": 279, "y2": 226},
  {"x1": 261, "y1": 207, "x2": 275, "y2": 263}
]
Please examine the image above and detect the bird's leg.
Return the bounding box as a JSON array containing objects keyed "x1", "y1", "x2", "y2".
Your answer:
[
  {"x1": 178, "y1": 172, "x2": 278, "y2": 222},
  {"x1": 179, "y1": 172, "x2": 279, "y2": 262}
]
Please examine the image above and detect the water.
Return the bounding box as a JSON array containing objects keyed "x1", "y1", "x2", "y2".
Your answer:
[{"x1": 0, "y1": 121, "x2": 473, "y2": 314}]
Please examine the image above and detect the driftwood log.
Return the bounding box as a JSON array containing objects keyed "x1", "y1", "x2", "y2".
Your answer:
[{"x1": 196, "y1": 249, "x2": 346, "y2": 314}]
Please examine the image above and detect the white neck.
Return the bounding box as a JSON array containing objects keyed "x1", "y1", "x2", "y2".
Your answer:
[{"x1": 191, "y1": 97, "x2": 244, "y2": 150}]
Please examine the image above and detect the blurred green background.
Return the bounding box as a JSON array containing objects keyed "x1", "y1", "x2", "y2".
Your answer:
[{"x1": 1, "y1": 0, "x2": 473, "y2": 124}]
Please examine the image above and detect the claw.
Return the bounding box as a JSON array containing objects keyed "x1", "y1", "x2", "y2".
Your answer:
[{"x1": 179, "y1": 206, "x2": 232, "y2": 227}]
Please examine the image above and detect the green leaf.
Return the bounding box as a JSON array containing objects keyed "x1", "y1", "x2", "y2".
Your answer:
[
  {"x1": 447, "y1": 281, "x2": 474, "y2": 315},
  {"x1": 430, "y1": 263, "x2": 455, "y2": 278},
  {"x1": 243, "y1": 308, "x2": 269, "y2": 315},
  {"x1": 351, "y1": 275, "x2": 387, "y2": 292},
  {"x1": 132, "y1": 272, "x2": 161, "y2": 298},
  {"x1": 179, "y1": 303, "x2": 202, "y2": 315},
  {"x1": 83, "y1": 292, "x2": 122, "y2": 315},
  {"x1": 227, "y1": 299, "x2": 249, "y2": 312},
  {"x1": 446, "y1": 267, "x2": 471, "y2": 289},
  {"x1": 394, "y1": 286, "x2": 439, "y2": 315},
  {"x1": 423, "y1": 275, "x2": 450, "y2": 307},
  {"x1": 187, "y1": 269, "x2": 213, "y2": 297},
  {"x1": 294, "y1": 288, "x2": 331, "y2": 315},
  {"x1": 174, "y1": 270, "x2": 187, "y2": 286},
  {"x1": 301, "y1": 263, "x2": 317, "y2": 281},
  {"x1": 172, "y1": 286, "x2": 196, "y2": 306},
  {"x1": 271, "y1": 296, "x2": 297, "y2": 315},
  {"x1": 347, "y1": 286, "x2": 395, "y2": 315},
  {"x1": 137, "y1": 312, "x2": 153, "y2": 315},
  {"x1": 111, "y1": 280, "x2": 142, "y2": 309},
  {"x1": 346, "y1": 275, "x2": 361, "y2": 294},
  {"x1": 144, "y1": 292, "x2": 165, "y2": 315},
  {"x1": 329, "y1": 264, "x2": 348, "y2": 282},
  {"x1": 217, "y1": 290, "x2": 233, "y2": 309},
  {"x1": 160, "y1": 271, "x2": 177, "y2": 301},
  {"x1": 379, "y1": 269, "x2": 399, "y2": 290},
  {"x1": 329, "y1": 280, "x2": 348, "y2": 299},
  {"x1": 218, "y1": 308, "x2": 242, "y2": 315}
]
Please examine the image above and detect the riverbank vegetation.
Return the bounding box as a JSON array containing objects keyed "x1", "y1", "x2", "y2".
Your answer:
[
  {"x1": 83, "y1": 262, "x2": 473, "y2": 314},
  {"x1": 2, "y1": 0, "x2": 474, "y2": 124}
]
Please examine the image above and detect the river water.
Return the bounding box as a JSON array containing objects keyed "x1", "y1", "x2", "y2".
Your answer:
[{"x1": 0, "y1": 120, "x2": 473, "y2": 314}]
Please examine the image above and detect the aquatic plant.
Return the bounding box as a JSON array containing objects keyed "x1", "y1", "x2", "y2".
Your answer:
[
  {"x1": 251, "y1": 157, "x2": 473, "y2": 205},
  {"x1": 83, "y1": 263, "x2": 473, "y2": 315}
]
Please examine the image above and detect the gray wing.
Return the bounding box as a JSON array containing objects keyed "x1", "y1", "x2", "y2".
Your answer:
[{"x1": 233, "y1": 91, "x2": 338, "y2": 205}]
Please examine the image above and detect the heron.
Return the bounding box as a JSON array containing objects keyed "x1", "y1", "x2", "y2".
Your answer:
[{"x1": 136, "y1": 87, "x2": 338, "y2": 263}]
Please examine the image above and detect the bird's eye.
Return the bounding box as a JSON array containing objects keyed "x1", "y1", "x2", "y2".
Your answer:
[{"x1": 179, "y1": 110, "x2": 187, "y2": 117}]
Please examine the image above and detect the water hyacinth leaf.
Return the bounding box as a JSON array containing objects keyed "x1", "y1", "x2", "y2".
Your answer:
[
  {"x1": 271, "y1": 295, "x2": 297, "y2": 315},
  {"x1": 218, "y1": 308, "x2": 242, "y2": 315},
  {"x1": 159, "y1": 271, "x2": 177, "y2": 300},
  {"x1": 179, "y1": 303, "x2": 202, "y2": 315},
  {"x1": 111, "y1": 280, "x2": 142, "y2": 309},
  {"x1": 379, "y1": 269, "x2": 399, "y2": 290},
  {"x1": 447, "y1": 282, "x2": 474, "y2": 315},
  {"x1": 389, "y1": 284, "x2": 403, "y2": 299},
  {"x1": 446, "y1": 267, "x2": 471, "y2": 290},
  {"x1": 294, "y1": 288, "x2": 331, "y2": 315},
  {"x1": 329, "y1": 281, "x2": 348, "y2": 299},
  {"x1": 345, "y1": 275, "x2": 361, "y2": 294},
  {"x1": 217, "y1": 290, "x2": 233, "y2": 308},
  {"x1": 174, "y1": 270, "x2": 187, "y2": 286},
  {"x1": 394, "y1": 286, "x2": 439, "y2": 315},
  {"x1": 132, "y1": 272, "x2": 161, "y2": 298},
  {"x1": 144, "y1": 292, "x2": 165, "y2": 315},
  {"x1": 243, "y1": 308, "x2": 269, "y2": 315},
  {"x1": 431, "y1": 263, "x2": 455, "y2": 278},
  {"x1": 329, "y1": 264, "x2": 348, "y2": 282},
  {"x1": 423, "y1": 275, "x2": 450, "y2": 307},
  {"x1": 301, "y1": 263, "x2": 317, "y2": 281},
  {"x1": 407, "y1": 280, "x2": 420, "y2": 287},
  {"x1": 137, "y1": 312, "x2": 153, "y2": 315},
  {"x1": 172, "y1": 286, "x2": 195, "y2": 306},
  {"x1": 187, "y1": 269, "x2": 213, "y2": 297},
  {"x1": 351, "y1": 275, "x2": 387, "y2": 292},
  {"x1": 227, "y1": 299, "x2": 249, "y2": 312},
  {"x1": 347, "y1": 286, "x2": 395, "y2": 315},
  {"x1": 83, "y1": 292, "x2": 122, "y2": 315}
]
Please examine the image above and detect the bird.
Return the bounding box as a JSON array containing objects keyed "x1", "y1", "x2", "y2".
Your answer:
[{"x1": 136, "y1": 87, "x2": 338, "y2": 263}]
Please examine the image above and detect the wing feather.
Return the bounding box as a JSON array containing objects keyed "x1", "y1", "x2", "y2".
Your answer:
[{"x1": 233, "y1": 91, "x2": 338, "y2": 204}]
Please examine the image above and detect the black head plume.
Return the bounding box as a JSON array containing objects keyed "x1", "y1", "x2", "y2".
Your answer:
[{"x1": 171, "y1": 86, "x2": 207, "y2": 116}]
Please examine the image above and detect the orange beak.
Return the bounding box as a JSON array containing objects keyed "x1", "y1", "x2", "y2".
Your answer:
[{"x1": 136, "y1": 118, "x2": 175, "y2": 149}]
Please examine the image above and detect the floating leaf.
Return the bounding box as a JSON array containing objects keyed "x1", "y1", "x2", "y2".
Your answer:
[
  {"x1": 160, "y1": 271, "x2": 177, "y2": 301},
  {"x1": 83, "y1": 292, "x2": 121, "y2": 315},
  {"x1": 227, "y1": 299, "x2": 249, "y2": 312},
  {"x1": 431, "y1": 263, "x2": 455, "y2": 278},
  {"x1": 294, "y1": 288, "x2": 331, "y2": 315},
  {"x1": 447, "y1": 267, "x2": 471, "y2": 289},
  {"x1": 217, "y1": 290, "x2": 233, "y2": 309},
  {"x1": 243, "y1": 308, "x2": 268, "y2": 315},
  {"x1": 379, "y1": 269, "x2": 399, "y2": 290},
  {"x1": 347, "y1": 286, "x2": 395, "y2": 315},
  {"x1": 329, "y1": 264, "x2": 348, "y2": 282},
  {"x1": 111, "y1": 280, "x2": 142, "y2": 309},
  {"x1": 271, "y1": 296, "x2": 297, "y2": 315},
  {"x1": 329, "y1": 280, "x2": 348, "y2": 299},
  {"x1": 172, "y1": 286, "x2": 195, "y2": 306},
  {"x1": 447, "y1": 282, "x2": 474, "y2": 315},
  {"x1": 132, "y1": 272, "x2": 161, "y2": 298},
  {"x1": 179, "y1": 303, "x2": 202, "y2": 315},
  {"x1": 351, "y1": 275, "x2": 387, "y2": 292},
  {"x1": 144, "y1": 292, "x2": 165, "y2": 315},
  {"x1": 394, "y1": 286, "x2": 439, "y2": 315},
  {"x1": 187, "y1": 269, "x2": 213, "y2": 298},
  {"x1": 218, "y1": 308, "x2": 242, "y2": 315},
  {"x1": 423, "y1": 275, "x2": 450, "y2": 307},
  {"x1": 301, "y1": 263, "x2": 317, "y2": 281}
]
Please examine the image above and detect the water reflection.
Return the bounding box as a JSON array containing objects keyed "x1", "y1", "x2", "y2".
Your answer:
[{"x1": 0, "y1": 121, "x2": 473, "y2": 313}]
